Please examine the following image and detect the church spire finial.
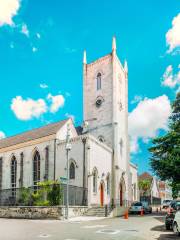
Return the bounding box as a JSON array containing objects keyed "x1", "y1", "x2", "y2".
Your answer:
[
  {"x1": 83, "y1": 50, "x2": 87, "y2": 64},
  {"x1": 112, "y1": 36, "x2": 116, "y2": 51}
]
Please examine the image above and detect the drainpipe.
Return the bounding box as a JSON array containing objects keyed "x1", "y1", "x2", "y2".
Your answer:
[{"x1": 54, "y1": 139, "x2": 57, "y2": 181}]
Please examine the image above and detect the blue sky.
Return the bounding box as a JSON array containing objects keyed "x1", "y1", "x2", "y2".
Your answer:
[{"x1": 0, "y1": 0, "x2": 179, "y2": 173}]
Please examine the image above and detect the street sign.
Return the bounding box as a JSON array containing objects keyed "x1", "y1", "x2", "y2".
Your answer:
[{"x1": 60, "y1": 177, "x2": 67, "y2": 183}]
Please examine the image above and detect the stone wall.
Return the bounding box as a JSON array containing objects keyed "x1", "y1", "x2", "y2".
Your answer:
[
  {"x1": 0, "y1": 206, "x2": 63, "y2": 219},
  {"x1": 0, "y1": 206, "x2": 88, "y2": 219}
]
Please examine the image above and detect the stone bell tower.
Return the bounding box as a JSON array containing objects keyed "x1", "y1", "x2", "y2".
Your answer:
[{"x1": 83, "y1": 37, "x2": 130, "y2": 205}]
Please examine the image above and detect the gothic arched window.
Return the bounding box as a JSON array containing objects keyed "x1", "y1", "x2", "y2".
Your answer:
[
  {"x1": 11, "y1": 156, "x2": 17, "y2": 196},
  {"x1": 33, "y1": 150, "x2": 40, "y2": 187},
  {"x1": 19, "y1": 152, "x2": 24, "y2": 188},
  {"x1": 92, "y1": 168, "x2": 98, "y2": 193},
  {"x1": 44, "y1": 147, "x2": 49, "y2": 180},
  {"x1": 69, "y1": 162, "x2": 75, "y2": 180},
  {"x1": 97, "y1": 72, "x2": 101, "y2": 90}
]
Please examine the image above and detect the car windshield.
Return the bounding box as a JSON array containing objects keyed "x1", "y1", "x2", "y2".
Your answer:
[
  {"x1": 141, "y1": 202, "x2": 148, "y2": 207},
  {"x1": 163, "y1": 200, "x2": 171, "y2": 204},
  {"x1": 132, "y1": 202, "x2": 142, "y2": 206}
]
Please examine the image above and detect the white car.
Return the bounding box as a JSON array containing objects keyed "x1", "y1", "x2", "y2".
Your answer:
[{"x1": 173, "y1": 209, "x2": 180, "y2": 236}]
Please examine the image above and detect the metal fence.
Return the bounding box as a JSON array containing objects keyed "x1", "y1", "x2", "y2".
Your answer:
[
  {"x1": 0, "y1": 184, "x2": 88, "y2": 206},
  {"x1": 140, "y1": 196, "x2": 161, "y2": 205}
]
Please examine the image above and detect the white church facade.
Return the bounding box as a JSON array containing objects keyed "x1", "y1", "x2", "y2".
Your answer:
[{"x1": 0, "y1": 38, "x2": 138, "y2": 207}]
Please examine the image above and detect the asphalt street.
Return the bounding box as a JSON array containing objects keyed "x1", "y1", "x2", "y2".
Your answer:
[{"x1": 0, "y1": 213, "x2": 179, "y2": 240}]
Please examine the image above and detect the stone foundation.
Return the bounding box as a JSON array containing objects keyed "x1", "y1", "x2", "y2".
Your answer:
[
  {"x1": 0, "y1": 206, "x2": 62, "y2": 219},
  {"x1": 0, "y1": 206, "x2": 88, "y2": 219}
]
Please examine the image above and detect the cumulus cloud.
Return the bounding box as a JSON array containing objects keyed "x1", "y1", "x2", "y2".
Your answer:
[
  {"x1": 40, "y1": 83, "x2": 48, "y2": 89},
  {"x1": 129, "y1": 95, "x2": 171, "y2": 154},
  {"x1": 36, "y1": 33, "x2": 41, "y2": 39},
  {"x1": 21, "y1": 23, "x2": 29, "y2": 37},
  {"x1": 166, "y1": 13, "x2": 180, "y2": 53},
  {"x1": 162, "y1": 65, "x2": 180, "y2": 89},
  {"x1": 47, "y1": 94, "x2": 65, "y2": 113},
  {"x1": 0, "y1": 0, "x2": 20, "y2": 26},
  {"x1": 11, "y1": 96, "x2": 48, "y2": 121},
  {"x1": 131, "y1": 95, "x2": 143, "y2": 104},
  {"x1": 0, "y1": 131, "x2": 5, "y2": 139},
  {"x1": 32, "y1": 47, "x2": 38, "y2": 53}
]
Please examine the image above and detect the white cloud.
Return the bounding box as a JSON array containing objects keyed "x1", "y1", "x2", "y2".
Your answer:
[
  {"x1": 11, "y1": 96, "x2": 47, "y2": 121},
  {"x1": 21, "y1": 23, "x2": 29, "y2": 37},
  {"x1": 166, "y1": 13, "x2": 180, "y2": 53},
  {"x1": 36, "y1": 33, "x2": 41, "y2": 39},
  {"x1": 162, "y1": 65, "x2": 180, "y2": 88},
  {"x1": 40, "y1": 83, "x2": 48, "y2": 89},
  {"x1": 32, "y1": 47, "x2": 38, "y2": 53},
  {"x1": 10, "y1": 42, "x2": 14, "y2": 49},
  {"x1": 129, "y1": 95, "x2": 171, "y2": 154},
  {"x1": 0, "y1": 131, "x2": 5, "y2": 139},
  {"x1": 0, "y1": 0, "x2": 20, "y2": 26},
  {"x1": 131, "y1": 95, "x2": 143, "y2": 104},
  {"x1": 47, "y1": 94, "x2": 65, "y2": 113}
]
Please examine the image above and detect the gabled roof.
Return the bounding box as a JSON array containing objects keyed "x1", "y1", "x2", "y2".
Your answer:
[
  {"x1": 139, "y1": 172, "x2": 153, "y2": 181},
  {"x1": 0, "y1": 119, "x2": 69, "y2": 149}
]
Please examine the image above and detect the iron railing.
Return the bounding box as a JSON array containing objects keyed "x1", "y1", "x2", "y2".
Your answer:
[{"x1": 0, "y1": 184, "x2": 88, "y2": 206}]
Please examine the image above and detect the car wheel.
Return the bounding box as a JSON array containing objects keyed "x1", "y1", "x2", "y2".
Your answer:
[
  {"x1": 165, "y1": 224, "x2": 171, "y2": 230},
  {"x1": 173, "y1": 222, "x2": 180, "y2": 236}
]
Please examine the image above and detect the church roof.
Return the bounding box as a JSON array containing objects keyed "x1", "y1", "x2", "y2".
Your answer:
[
  {"x1": 0, "y1": 119, "x2": 69, "y2": 149},
  {"x1": 138, "y1": 172, "x2": 153, "y2": 181}
]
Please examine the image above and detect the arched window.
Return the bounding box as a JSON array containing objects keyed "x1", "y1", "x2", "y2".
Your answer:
[
  {"x1": 92, "y1": 168, "x2": 98, "y2": 193},
  {"x1": 11, "y1": 156, "x2": 17, "y2": 197},
  {"x1": 33, "y1": 151, "x2": 40, "y2": 187},
  {"x1": 97, "y1": 72, "x2": 101, "y2": 90},
  {"x1": 107, "y1": 174, "x2": 110, "y2": 195},
  {"x1": 98, "y1": 135, "x2": 105, "y2": 143},
  {"x1": 44, "y1": 147, "x2": 49, "y2": 180},
  {"x1": 19, "y1": 152, "x2": 24, "y2": 188},
  {"x1": 69, "y1": 162, "x2": 75, "y2": 180}
]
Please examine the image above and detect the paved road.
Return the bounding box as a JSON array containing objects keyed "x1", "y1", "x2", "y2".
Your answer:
[{"x1": 0, "y1": 213, "x2": 179, "y2": 240}]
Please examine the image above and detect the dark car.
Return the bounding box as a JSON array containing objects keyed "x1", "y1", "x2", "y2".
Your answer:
[
  {"x1": 162, "y1": 200, "x2": 172, "y2": 209},
  {"x1": 165, "y1": 200, "x2": 180, "y2": 230}
]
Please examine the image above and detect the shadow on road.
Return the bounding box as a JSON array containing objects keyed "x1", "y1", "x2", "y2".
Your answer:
[
  {"x1": 151, "y1": 224, "x2": 178, "y2": 240},
  {"x1": 156, "y1": 233, "x2": 179, "y2": 240}
]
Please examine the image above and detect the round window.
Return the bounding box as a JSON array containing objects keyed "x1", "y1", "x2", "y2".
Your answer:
[{"x1": 96, "y1": 96, "x2": 104, "y2": 108}]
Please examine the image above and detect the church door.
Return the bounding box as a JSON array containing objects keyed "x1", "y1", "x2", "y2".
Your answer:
[{"x1": 100, "y1": 183, "x2": 104, "y2": 207}]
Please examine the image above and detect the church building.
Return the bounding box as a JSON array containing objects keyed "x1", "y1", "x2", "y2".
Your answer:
[{"x1": 0, "y1": 37, "x2": 138, "y2": 207}]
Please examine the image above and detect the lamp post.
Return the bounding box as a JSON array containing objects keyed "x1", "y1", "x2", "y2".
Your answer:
[{"x1": 65, "y1": 124, "x2": 72, "y2": 220}]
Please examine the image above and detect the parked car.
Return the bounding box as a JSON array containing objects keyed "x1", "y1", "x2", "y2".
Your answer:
[
  {"x1": 165, "y1": 200, "x2": 180, "y2": 230},
  {"x1": 129, "y1": 201, "x2": 152, "y2": 214},
  {"x1": 173, "y1": 208, "x2": 180, "y2": 236},
  {"x1": 162, "y1": 199, "x2": 172, "y2": 209}
]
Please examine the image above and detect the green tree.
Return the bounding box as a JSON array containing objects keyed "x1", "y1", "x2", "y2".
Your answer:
[
  {"x1": 149, "y1": 92, "x2": 180, "y2": 198},
  {"x1": 138, "y1": 179, "x2": 151, "y2": 196}
]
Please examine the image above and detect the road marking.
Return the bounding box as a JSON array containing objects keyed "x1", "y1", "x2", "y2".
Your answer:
[
  {"x1": 96, "y1": 229, "x2": 120, "y2": 235},
  {"x1": 64, "y1": 239, "x2": 79, "y2": 240},
  {"x1": 82, "y1": 225, "x2": 108, "y2": 229}
]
